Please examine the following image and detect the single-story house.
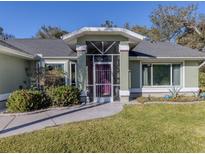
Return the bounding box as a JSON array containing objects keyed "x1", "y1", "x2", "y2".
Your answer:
[{"x1": 0, "y1": 27, "x2": 205, "y2": 103}]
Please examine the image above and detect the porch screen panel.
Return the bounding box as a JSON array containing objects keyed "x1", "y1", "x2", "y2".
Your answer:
[
  {"x1": 87, "y1": 86, "x2": 94, "y2": 102},
  {"x1": 86, "y1": 55, "x2": 94, "y2": 102},
  {"x1": 113, "y1": 55, "x2": 120, "y2": 84},
  {"x1": 86, "y1": 56, "x2": 93, "y2": 85},
  {"x1": 113, "y1": 55, "x2": 120, "y2": 101}
]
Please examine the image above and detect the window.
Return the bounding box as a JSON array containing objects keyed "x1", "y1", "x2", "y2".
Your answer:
[
  {"x1": 44, "y1": 63, "x2": 66, "y2": 86},
  {"x1": 70, "y1": 62, "x2": 76, "y2": 86},
  {"x1": 153, "y1": 65, "x2": 170, "y2": 86},
  {"x1": 172, "y1": 64, "x2": 181, "y2": 86},
  {"x1": 142, "y1": 63, "x2": 181, "y2": 86},
  {"x1": 142, "y1": 64, "x2": 151, "y2": 86}
]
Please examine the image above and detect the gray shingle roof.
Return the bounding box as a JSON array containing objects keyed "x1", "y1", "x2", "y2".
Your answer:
[
  {"x1": 130, "y1": 41, "x2": 205, "y2": 58},
  {"x1": 4, "y1": 39, "x2": 76, "y2": 57},
  {"x1": 0, "y1": 39, "x2": 31, "y2": 54}
]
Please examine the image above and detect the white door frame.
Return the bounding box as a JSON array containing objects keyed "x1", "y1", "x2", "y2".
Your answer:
[{"x1": 94, "y1": 61, "x2": 113, "y2": 103}]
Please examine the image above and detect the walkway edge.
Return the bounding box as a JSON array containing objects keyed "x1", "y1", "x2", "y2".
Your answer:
[{"x1": 0, "y1": 103, "x2": 105, "y2": 117}]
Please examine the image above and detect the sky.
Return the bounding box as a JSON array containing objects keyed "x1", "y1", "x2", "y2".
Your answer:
[{"x1": 0, "y1": 1, "x2": 205, "y2": 38}]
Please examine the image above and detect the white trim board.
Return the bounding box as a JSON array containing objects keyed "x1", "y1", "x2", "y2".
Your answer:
[
  {"x1": 130, "y1": 87, "x2": 199, "y2": 93},
  {"x1": 0, "y1": 93, "x2": 10, "y2": 101},
  {"x1": 119, "y1": 90, "x2": 130, "y2": 96}
]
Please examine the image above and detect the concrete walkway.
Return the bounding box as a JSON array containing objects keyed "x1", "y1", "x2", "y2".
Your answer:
[{"x1": 0, "y1": 102, "x2": 123, "y2": 138}]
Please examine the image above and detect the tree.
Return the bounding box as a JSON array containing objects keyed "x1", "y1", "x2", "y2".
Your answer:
[
  {"x1": 36, "y1": 26, "x2": 68, "y2": 39},
  {"x1": 177, "y1": 15, "x2": 205, "y2": 50},
  {"x1": 0, "y1": 26, "x2": 15, "y2": 40},
  {"x1": 131, "y1": 25, "x2": 161, "y2": 41},
  {"x1": 101, "y1": 20, "x2": 117, "y2": 28},
  {"x1": 123, "y1": 23, "x2": 161, "y2": 41},
  {"x1": 124, "y1": 22, "x2": 131, "y2": 30},
  {"x1": 150, "y1": 4, "x2": 197, "y2": 42}
]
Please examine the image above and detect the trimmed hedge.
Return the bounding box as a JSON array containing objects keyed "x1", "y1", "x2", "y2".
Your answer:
[
  {"x1": 7, "y1": 90, "x2": 50, "y2": 113},
  {"x1": 6, "y1": 86, "x2": 81, "y2": 113},
  {"x1": 46, "y1": 86, "x2": 80, "y2": 107}
]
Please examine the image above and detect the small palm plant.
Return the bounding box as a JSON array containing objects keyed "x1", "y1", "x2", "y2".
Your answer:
[{"x1": 169, "y1": 86, "x2": 181, "y2": 98}]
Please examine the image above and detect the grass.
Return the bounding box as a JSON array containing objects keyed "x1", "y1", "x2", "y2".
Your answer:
[{"x1": 1, "y1": 103, "x2": 205, "y2": 152}]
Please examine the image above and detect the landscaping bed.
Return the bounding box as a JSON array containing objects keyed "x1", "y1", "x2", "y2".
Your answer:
[{"x1": 136, "y1": 96, "x2": 204, "y2": 104}]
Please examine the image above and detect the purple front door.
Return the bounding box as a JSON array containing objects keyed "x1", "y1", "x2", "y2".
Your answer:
[{"x1": 95, "y1": 64, "x2": 112, "y2": 102}]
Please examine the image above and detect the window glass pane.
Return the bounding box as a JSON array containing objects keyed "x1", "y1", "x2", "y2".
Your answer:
[
  {"x1": 153, "y1": 65, "x2": 170, "y2": 85},
  {"x1": 142, "y1": 64, "x2": 151, "y2": 86},
  {"x1": 45, "y1": 64, "x2": 64, "y2": 71},
  {"x1": 71, "y1": 63, "x2": 76, "y2": 86},
  {"x1": 172, "y1": 64, "x2": 181, "y2": 85},
  {"x1": 45, "y1": 63, "x2": 65, "y2": 86}
]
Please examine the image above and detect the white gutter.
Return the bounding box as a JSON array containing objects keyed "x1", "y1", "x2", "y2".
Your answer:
[{"x1": 43, "y1": 56, "x2": 78, "y2": 59}]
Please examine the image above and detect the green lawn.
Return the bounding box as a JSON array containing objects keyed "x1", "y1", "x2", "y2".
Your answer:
[{"x1": 1, "y1": 103, "x2": 205, "y2": 152}]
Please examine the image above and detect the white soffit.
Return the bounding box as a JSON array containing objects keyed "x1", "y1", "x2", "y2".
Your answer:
[{"x1": 62, "y1": 27, "x2": 146, "y2": 42}]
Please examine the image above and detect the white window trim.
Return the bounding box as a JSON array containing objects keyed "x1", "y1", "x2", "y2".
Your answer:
[
  {"x1": 130, "y1": 87, "x2": 199, "y2": 93},
  {"x1": 141, "y1": 62, "x2": 182, "y2": 88},
  {"x1": 44, "y1": 60, "x2": 68, "y2": 85},
  {"x1": 70, "y1": 61, "x2": 77, "y2": 87}
]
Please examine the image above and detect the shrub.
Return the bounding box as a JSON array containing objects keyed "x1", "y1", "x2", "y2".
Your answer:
[
  {"x1": 6, "y1": 89, "x2": 49, "y2": 113},
  {"x1": 46, "y1": 86, "x2": 80, "y2": 107},
  {"x1": 199, "y1": 71, "x2": 205, "y2": 89}
]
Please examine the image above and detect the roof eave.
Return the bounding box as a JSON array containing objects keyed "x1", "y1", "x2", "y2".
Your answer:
[
  {"x1": 0, "y1": 44, "x2": 34, "y2": 60},
  {"x1": 129, "y1": 56, "x2": 205, "y2": 61}
]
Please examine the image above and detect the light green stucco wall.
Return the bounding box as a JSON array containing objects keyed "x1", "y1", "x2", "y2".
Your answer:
[
  {"x1": 120, "y1": 52, "x2": 129, "y2": 90},
  {"x1": 0, "y1": 53, "x2": 30, "y2": 94},
  {"x1": 77, "y1": 35, "x2": 128, "y2": 44},
  {"x1": 129, "y1": 60, "x2": 140, "y2": 88},
  {"x1": 184, "y1": 60, "x2": 199, "y2": 87}
]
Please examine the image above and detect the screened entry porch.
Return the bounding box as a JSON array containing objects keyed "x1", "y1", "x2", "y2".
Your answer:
[{"x1": 85, "y1": 41, "x2": 120, "y2": 103}]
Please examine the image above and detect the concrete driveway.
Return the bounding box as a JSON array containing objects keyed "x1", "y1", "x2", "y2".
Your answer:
[{"x1": 0, "y1": 102, "x2": 123, "y2": 138}]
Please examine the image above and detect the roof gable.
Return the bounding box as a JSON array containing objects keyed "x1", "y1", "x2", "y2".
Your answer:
[{"x1": 62, "y1": 27, "x2": 146, "y2": 42}]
